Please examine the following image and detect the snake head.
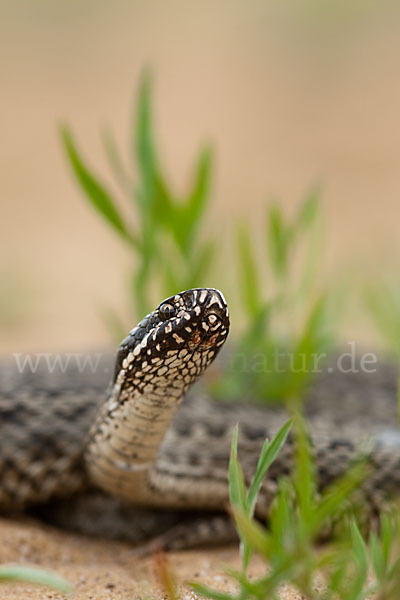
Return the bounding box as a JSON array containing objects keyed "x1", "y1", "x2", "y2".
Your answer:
[
  {"x1": 114, "y1": 288, "x2": 229, "y2": 386},
  {"x1": 159, "y1": 288, "x2": 230, "y2": 352}
]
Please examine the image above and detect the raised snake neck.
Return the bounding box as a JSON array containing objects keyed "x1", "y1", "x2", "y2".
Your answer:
[
  {"x1": 85, "y1": 288, "x2": 230, "y2": 507},
  {"x1": 1, "y1": 287, "x2": 400, "y2": 516}
]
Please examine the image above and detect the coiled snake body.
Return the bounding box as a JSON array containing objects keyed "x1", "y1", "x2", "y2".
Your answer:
[{"x1": 1, "y1": 288, "x2": 400, "y2": 550}]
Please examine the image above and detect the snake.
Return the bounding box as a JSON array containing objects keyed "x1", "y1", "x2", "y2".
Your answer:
[{"x1": 1, "y1": 287, "x2": 400, "y2": 550}]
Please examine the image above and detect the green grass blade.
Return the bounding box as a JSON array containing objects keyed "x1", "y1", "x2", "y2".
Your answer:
[
  {"x1": 230, "y1": 506, "x2": 270, "y2": 558},
  {"x1": 135, "y1": 70, "x2": 156, "y2": 181},
  {"x1": 313, "y1": 461, "x2": 369, "y2": 533},
  {"x1": 228, "y1": 425, "x2": 248, "y2": 512},
  {"x1": 291, "y1": 411, "x2": 316, "y2": 528},
  {"x1": 364, "y1": 283, "x2": 400, "y2": 355},
  {"x1": 295, "y1": 187, "x2": 320, "y2": 232},
  {"x1": 324, "y1": 551, "x2": 351, "y2": 599},
  {"x1": 134, "y1": 74, "x2": 175, "y2": 225},
  {"x1": 187, "y1": 241, "x2": 216, "y2": 286},
  {"x1": 380, "y1": 513, "x2": 394, "y2": 567},
  {"x1": 186, "y1": 148, "x2": 212, "y2": 217},
  {"x1": 267, "y1": 203, "x2": 289, "y2": 278},
  {"x1": 269, "y1": 478, "x2": 294, "y2": 545},
  {"x1": 151, "y1": 170, "x2": 175, "y2": 226},
  {"x1": 370, "y1": 531, "x2": 385, "y2": 582},
  {"x1": 61, "y1": 126, "x2": 137, "y2": 247},
  {"x1": 178, "y1": 148, "x2": 212, "y2": 252},
  {"x1": 350, "y1": 519, "x2": 368, "y2": 566},
  {"x1": 247, "y1": 419, "x2": 293, "y2": 515},
  {"x1": 288, "y1": 294, "x2": 331, "y2": 395},
  {"x1": 0, "y1": 566, "x2": 72, "y2": 593},
  {"x1": 101, "y1": 126, "x2": 132, "y2": 197},
  {"x1": 236, "y1": 223, "x2": 262, "y2": 318},
  {"x1": 296, "y1": 193, "x2": 324, "y2": 303},
  {"x1": 348, "y1": 520, "x2": 369, "y2": 599}
]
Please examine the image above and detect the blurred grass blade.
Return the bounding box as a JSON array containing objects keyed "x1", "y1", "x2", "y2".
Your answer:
[
  {"x1": 239, "y1": 303, "x2": 271, "y2": 350},
  {"x1": 370, "y1": 531, "x2": 385, "y2": 582},
  {"x1": 267, "y1": 203, "x2": 289, "y2": 278},
  {"x1": 0, "y1": 566, "x2": 72, "y2": 593},
  {"x1": 270, "y1": 478, "x2": 294, "y2": 542},
  {"x1": 134, "y1": 72, "x2": 176, "y2": 231},
  {"x1": 135, "y1": 70, "x2": 156, "y2": 179},
  {"x1": 236, "y1": 223, "x2": 263, "y2": 318},
  {"x1": 295, "y1": 187, "x2": 320, "y2": 232},
  {"x1": 288, "y1": 294, "x2": 331, "y2": 395},
  {"x1": 348, "y1": 519, "x2": 369, "y2": 598},
  {"x1": 313, "y1": 461, "x2": 369, "y2": 532},
  {"x1": 177, "y1": 148, "x2": 212, "y2": 252},
  {"x1": 247, "y1": 419, "x2": 293, "y2": 515},
  {"x1": 228, "y1": 425, "x2": 248, "y2": 512},
  {"x1": 298, "y1": 293, "x2": 329, "y2": 351},
  {"x1": 186, "y1": 148, "x2": 212, "y2": 221},
  {"x1": 292, "y1": 412, "x2": 316, "y2": 527},
  {"x1": 380, "y1": 513, "x2": 393, "y2": 567},
  {"x1": 102, "y1": 126, "x2": 132, "y2": 196},
  {"x1": 365, "y1": 283, "x2": 400, "y2": 355},
  {"x1": 61, "y1": 125, "x2": 137, "y2": 247},
  {"x1": 188, "y1": 241, "x2": 216, "y2": 285},
  {"x1": 152, "y1": 170, "x2": 175, "y2": 225},
  {"x1": 230, "y1": 506, "x2": 270, "y2": 558}
]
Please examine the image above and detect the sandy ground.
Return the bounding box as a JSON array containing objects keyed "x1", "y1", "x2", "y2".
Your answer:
[{"x1": 0, "y1": 517, "x2": 308, "y2": 600}]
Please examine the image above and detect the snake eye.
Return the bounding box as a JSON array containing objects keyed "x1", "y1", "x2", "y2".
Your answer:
[{"x1": 159, "y1": 303, "x2": 176, "y2": 321}]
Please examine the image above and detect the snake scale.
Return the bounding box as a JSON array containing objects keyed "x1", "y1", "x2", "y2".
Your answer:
[{"x1": 1, "y1": 288, "x2": 400, "y2": 551}]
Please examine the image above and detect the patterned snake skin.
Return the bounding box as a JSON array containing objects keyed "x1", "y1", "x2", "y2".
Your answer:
[{"x1": 1, "y1": 288, "x2": 400, "y2": 548}]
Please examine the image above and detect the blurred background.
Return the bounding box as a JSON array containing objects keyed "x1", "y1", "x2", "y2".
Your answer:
[{"x1": 1, "y1": 0, "x2": 400, "y2": 354}]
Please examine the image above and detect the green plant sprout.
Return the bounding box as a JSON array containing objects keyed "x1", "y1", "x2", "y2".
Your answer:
[
  {"x1": 62, "y1": 72, "x2": 216, "y2": 325},
  {"x1": 191, "y1": 416, "x2": 400, "y2": 600}
]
